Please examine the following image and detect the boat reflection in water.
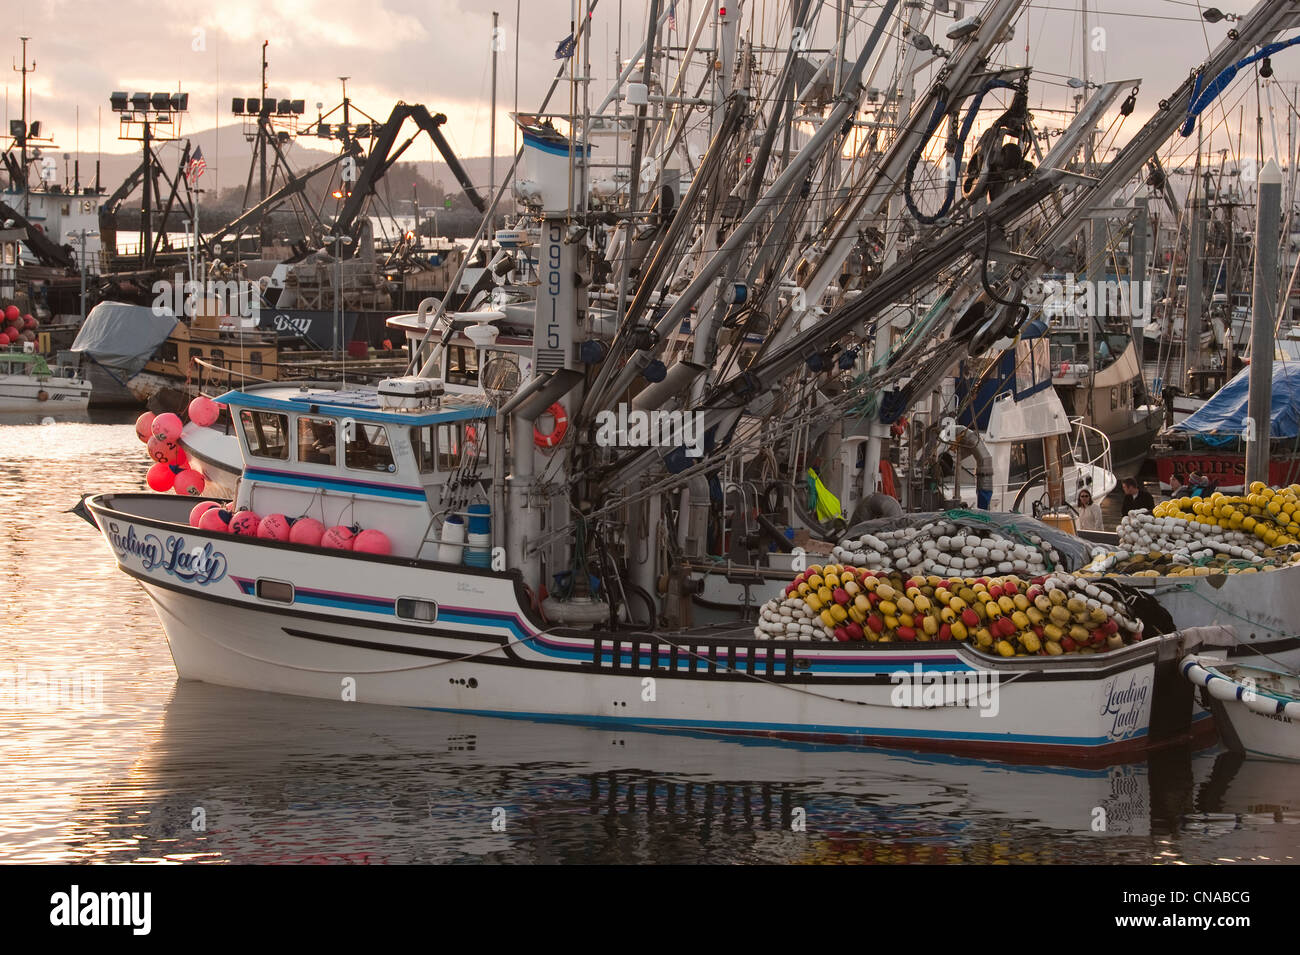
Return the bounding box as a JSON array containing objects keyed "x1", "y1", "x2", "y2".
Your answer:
[{"x1": 61, "y1": 680, "x2": 1294, "y2": 865}]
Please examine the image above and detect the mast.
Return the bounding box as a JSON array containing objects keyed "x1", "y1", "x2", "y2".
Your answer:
[
  {"x1": 1246, "y1": 159, "x2": 1282, "y2": 486},
  {"x1": 13, "y1": 37, "x2": 34, "y2": 217},
  {"x1": 1080, "y1": 1, "x2": 1092, "y2": 168},
  {"x1": 260, "y1": 41, "x2": 269, "y2": 203},
  {"x1": 490, "y1": 10, "x2": 499, "y2": 220},
  {"x1": 1185, "y1": 137, "x2": 1205, "y2": 388}
]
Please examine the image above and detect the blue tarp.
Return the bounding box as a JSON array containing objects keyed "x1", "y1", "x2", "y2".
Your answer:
[{"x1": 1172, "y1": 362, "x2": 1300, "y2": 439}]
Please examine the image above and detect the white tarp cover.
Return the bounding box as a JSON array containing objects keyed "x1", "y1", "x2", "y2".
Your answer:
[{"x1": 70, "y1": 302, "x2": 178, "y2": 377}]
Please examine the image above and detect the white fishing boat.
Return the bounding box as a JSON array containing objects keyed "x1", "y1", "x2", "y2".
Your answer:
[
  {"x1": 83, "y1": 377, "x2": 1217, "y2": 764},
  {"x1": 0, "y1": 349, "x2": 92, "y2": 411},
  {"x1": 1182, "y1": 653, "x2": 1300, "y2": 762},
  {"x1": 946, "y1": 330, "x2": 1117, "y2": 513}
]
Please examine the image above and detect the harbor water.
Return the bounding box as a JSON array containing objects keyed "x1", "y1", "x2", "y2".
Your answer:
[{"x1": 2, "y1": 415, "x2": 1299, "y2": 864}]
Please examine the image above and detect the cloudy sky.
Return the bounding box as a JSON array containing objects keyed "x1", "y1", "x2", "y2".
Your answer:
[{"x1": 3, "y1": 0, "x2": 1297, "y2": 189}]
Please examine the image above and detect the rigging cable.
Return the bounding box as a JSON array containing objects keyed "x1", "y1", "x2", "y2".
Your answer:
[{"x1": 902, "y1": 77, "x2": 1024, "y2": 225}]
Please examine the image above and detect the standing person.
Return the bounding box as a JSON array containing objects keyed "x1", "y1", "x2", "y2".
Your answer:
[
  {"x1": 1076, "y1": 488, "x2": 1104, "y2": 531},
  {"x1": 1120, "y1": 477, "x2": 1156, "y2": 516},
  {"x1": 1168, "y1": 471, "x2": 1184, "y2": 497}
]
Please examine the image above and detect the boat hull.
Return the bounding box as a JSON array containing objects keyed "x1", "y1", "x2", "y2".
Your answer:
[
  {"x1": 178, "y1": 423, "x2": 241, "y2": 499},
  {"x1": 1120, "y1": 568, "x2": 1300, "y2": 667},
  {"x1": 0, "y1": 374, "x2": 91, "y2": 411},
  {"x1": 1092, "y1": 408, "x2": 1162, "y2": 476},
  {"x1": 86, "y1": 492, "x2": 1208, "y2": 764},
  {"x1": 1152, "y1": 451, "x2": 1300, "y2": 494},
  {"x1": 1182, "y1": 655, "x2": 1300, "y2": 762}
]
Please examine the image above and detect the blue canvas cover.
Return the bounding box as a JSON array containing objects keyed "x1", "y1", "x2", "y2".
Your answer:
[{"x1": 1172, "y1": 362, "x2": 1300, "y2": 440}]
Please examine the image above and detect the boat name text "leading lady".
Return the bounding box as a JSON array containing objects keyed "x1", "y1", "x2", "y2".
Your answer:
[
  {"x1": 108, "y1": 523, "x2": 228, "y2": 586},
  {"x1": 1100, "y1": 673, "x2": 1151, "y2": 739}
]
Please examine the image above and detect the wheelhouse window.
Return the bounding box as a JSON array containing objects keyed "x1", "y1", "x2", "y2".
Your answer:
[
  {"x1": 1007, "y1": 440, "x2": 1046, "y2": 488},
  {"x1": 249, "y1": 351, "x2": 263, "y2": 376},
  {"x1": 160, "y1": 341, "x2": 179, "y2": 363},
  {"x1": 239, "y1": 409, "x2": 290, "y2": 459},
  {"x1": 1014, "y1": 339, "x2": 1049, "y2": 395},
  {"x1": 298, "y1": 415, "x2": 338, "y2": 465},
  {"x1": 435, "y1": 420, "x2": 488, "y2": 471},
  {"x1": 345, "y1": 422, "x2": 395, "y2": 472},
  {"x1": 444, "y1": 345, "x2": 479, "y2": 386},
  {"x1": 412, "y1": 425, "x2": 438, "y2": 473}
]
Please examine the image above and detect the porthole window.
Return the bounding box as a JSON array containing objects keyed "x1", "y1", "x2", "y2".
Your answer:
[
  {"x1": 395, "y1": 597, "x2": 438, "y2": 622},
  {"x1": 255, "y1": 578, "x2": 295, "y2": 603}
]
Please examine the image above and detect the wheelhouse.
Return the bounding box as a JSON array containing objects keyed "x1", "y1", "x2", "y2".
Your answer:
[{"x1": 217, "y1": 380, "x2": 496, "y2": 559}]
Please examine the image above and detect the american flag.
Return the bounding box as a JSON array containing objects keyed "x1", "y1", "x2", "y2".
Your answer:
[{"x1": 186, "y1": 146, "x2": 206, "y2": 185}]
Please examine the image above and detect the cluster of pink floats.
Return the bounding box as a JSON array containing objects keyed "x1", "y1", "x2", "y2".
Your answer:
[
  {"x1": 2, "y1": 304, "x2": 40, "y2": 346},
  {"x1": 187, "y1": 500, "x2": 392, "y2": 554},
  {"x1": 134, "y1": 395, "x2": 220, "y2": 496},
  {"x1": 136, "y1": 394, "x2": 392, "y2": 555}
]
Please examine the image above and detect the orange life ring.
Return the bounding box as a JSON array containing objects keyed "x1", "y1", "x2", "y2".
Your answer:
[{"x1": 533, "y1": 402, "x2": 568, "y2": 449}]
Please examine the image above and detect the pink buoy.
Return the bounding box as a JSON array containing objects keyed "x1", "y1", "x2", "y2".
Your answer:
[
  {"x1": 146, "y1": 434, "x2": 179, "y2": 465},
  {"x1": 187, "y1": 395, "x2": 220, "y2": 427},
  {"x1": 146, "y1": 462, "x2": 175, "y2": 492},
  {"x1": 135, "y1": 411, "x2": 156, "y2": 443},
  {"x1": 152, "y1": 412, "x2": 183, "y2": 443},
  {"x1": 352, "y1": 529, "x2": 392, "y2": 555},
  {"x1": 321, "y1": 525, "x2": 356, "y2": 550},
  {"x1": 198, "y1": 507, "x2": 231, "y2": 533},
  {"x1": 22, "y1": 316, "x2": 37, "y2": 331},
  {"x1": 172, "y1": 469, "x2": 206, "y2": 496},
  {"x1": 172, "y1": 446, "x2": 189, "y2": 468},
  {"x1": 257, "y1": 514, "x2": 291, "y2": 541},
  {"x1": 229, "y1": 511, "x2": 261, "y2": 536},
  {"x1": 289, "y1": 517, "x2": 326, "y2": 547},
  {"x1": 189, "y1": 500, "x2": 220, "y2": 526},
  {"x1": 2, "y1": 305, "x2": 16, "y2": 322}
]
